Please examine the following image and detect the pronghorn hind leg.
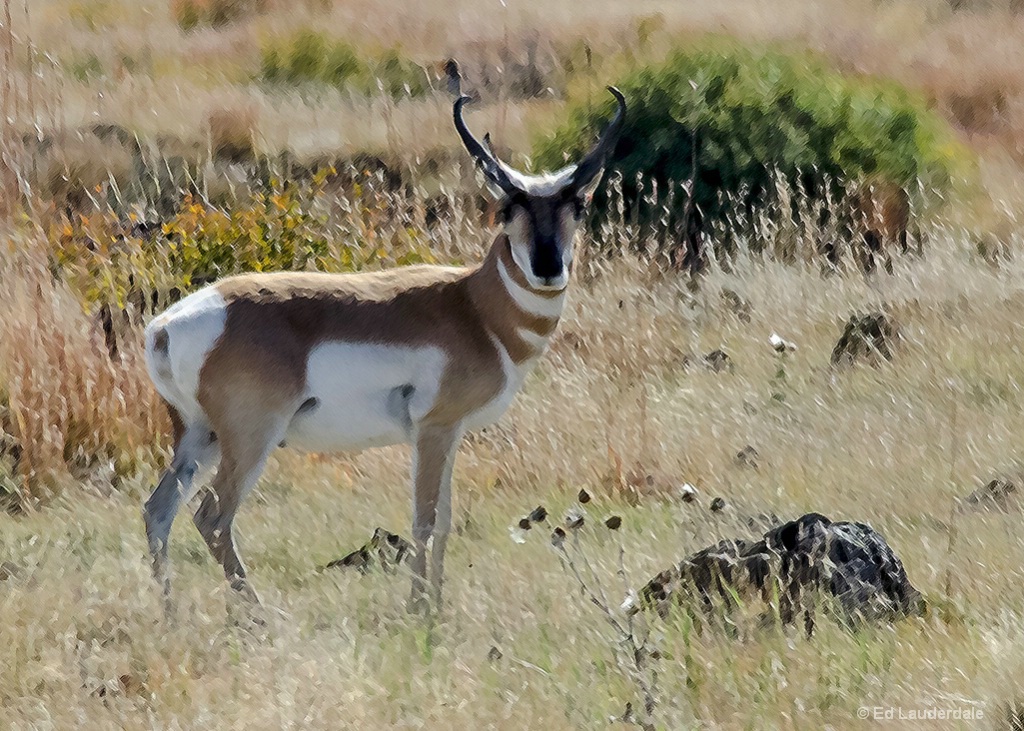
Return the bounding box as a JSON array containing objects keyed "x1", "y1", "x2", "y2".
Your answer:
[
  {"x1": 193, "y1": 466, "x2": 261, "y2": 607},
  {"x1": 191, "y1": 413, "x2": 289, "y2": 609},
  {"x1": 193, "y1": 484, "x2": 261, "y2": 607},
  {"x1": 143, "y1": 415, "x2": 217, "y2": 607},
  {"x1": 409, "y1": 423, "x2": 462, "y2": 614}
]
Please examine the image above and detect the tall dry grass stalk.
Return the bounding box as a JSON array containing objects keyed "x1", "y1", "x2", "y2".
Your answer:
[{"x1": 0, "y1": 234, "x2": 166, "y2": 505}]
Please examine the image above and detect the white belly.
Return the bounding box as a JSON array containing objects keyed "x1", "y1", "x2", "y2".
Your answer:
[{"x1": 284, "y1": 342, "x2": 447, "y2": 452}]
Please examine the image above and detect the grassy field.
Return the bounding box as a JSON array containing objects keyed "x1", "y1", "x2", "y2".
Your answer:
[
  {"x1": 4, "y1": 0, "x2": 1024, "y2": 728},
  {"x1": 5, "y1": 228, "x2": 1024, "y2": 727}
]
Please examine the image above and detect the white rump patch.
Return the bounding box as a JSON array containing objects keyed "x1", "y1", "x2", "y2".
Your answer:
[{"x1": 144, "y1": 286, "x2": 228, "y2": 424}]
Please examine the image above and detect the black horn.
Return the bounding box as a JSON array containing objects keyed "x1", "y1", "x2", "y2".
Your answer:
[
  {"x1": 570, "y1": 86, "x2": 627, "y2": 192},
  {"x1": 453, "y1": 95, "x2": 519, "y2": 195}
]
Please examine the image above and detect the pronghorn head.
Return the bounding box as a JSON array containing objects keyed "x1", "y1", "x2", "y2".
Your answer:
[{"x1": 454, "y1": 87, "x2": 626, "y2": 291}]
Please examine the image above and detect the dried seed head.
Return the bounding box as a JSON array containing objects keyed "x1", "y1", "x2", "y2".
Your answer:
[
  {"x1": 710, "y1": 496, "x2": 726, "y2": 512},
  {"x1": 518, "y1": 517, "x2": 532, "y2": 530},
  {"x1": 620, "y1": 590, "x2": 640, "y2": 615},
  {"x1": 551, "y1": 526, "x2": 567, "y2": 547},
  {"x1": 487, "y1": 646, "x2": 503, "y2": 662},
  {"x1": 578, "y1": 488, "x2": 592, "y2": 504},
  {"x1": 678, "y1": 483, "x2": 698, "y2": 503},
  {"x1": 769, "y1": 332, "x2": 797, "y2": 353},
  {"x1": 566, "y1": 507, "x2": 586, "y2": 530},
  {"x1": 604, "y1": 515, "x2": 622, "y2": 530},
  {"x1": 529, "y1": 505, "x2": 548, "y2": 523}
]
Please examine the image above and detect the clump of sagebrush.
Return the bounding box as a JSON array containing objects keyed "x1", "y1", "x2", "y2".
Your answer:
[
  {"x1": 535, "y1": 41, "x2": 967, "y2": 270},
  {"x1": 259, "y1": 31, "x2": 430, "y2": 98},
  {"x1": 48, "y1": 168, "x2": 442, "y2": 310}
]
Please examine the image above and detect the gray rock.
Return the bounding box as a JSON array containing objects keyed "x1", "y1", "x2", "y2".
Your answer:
[{"x1": 628, "y1": 513, "x2": 923, "y2": 635}]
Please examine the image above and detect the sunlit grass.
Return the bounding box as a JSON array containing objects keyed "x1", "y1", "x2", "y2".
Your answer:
[{"x1": 4, "y1": 218, "x2": 1024, "y2": 725}]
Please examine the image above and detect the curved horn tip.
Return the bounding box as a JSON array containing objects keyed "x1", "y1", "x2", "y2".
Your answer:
[{"x1": 606, "y1": 86, "x2": 626, "y2": 109}]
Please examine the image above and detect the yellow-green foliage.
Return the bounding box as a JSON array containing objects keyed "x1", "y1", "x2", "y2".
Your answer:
[
  {"x1": 171, "y1": 0, "x2": 268, "y2": 31},
  {"x1": 49, "y1": 170, "x2": 438, "y2": 310}
]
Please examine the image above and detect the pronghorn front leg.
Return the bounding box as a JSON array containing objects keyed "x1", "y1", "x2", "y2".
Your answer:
[{"x1": 409, "y1": 423, "x2": 463, "y2": 613}]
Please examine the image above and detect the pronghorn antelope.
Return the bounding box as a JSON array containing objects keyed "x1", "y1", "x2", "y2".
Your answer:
[{"x1": 142, "y1": 88, "x2": 626, "y2": 611}]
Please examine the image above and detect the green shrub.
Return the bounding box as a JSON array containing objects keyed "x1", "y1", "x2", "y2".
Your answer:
[
  {"x1": 324, "y1": 42, "x2": 363, "y2": 87},
  {"x1": 365, "y1": 48, "x2": 429, "y2": 98},
  {"x1": 285, "y1": 30, "x2": 331, "y2": 84},
  {"x1": 171, "y1": 0, "x2": 201, "y2": 31},
  {"x1": 535, "y1": 43, "x2": 966, "y2": 268},
  {"x1": 67, "y1": 53, "x2": 104, "y2": 82},
  {"x1": 258, "y1": 32, "x2": 428, "y2": 99},
  {"x1": 171, "y1": 0, "x2": 267, "y2": 32}
]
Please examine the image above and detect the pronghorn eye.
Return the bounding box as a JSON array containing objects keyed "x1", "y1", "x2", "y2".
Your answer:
[{"x1": 500, "y1": 194, "x2": 527, "y2": 223}]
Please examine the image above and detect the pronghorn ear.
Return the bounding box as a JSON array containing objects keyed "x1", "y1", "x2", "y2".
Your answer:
[
  {"x1": 574, "y1": 164, "x2": 607, "y2": 204},
  {"x1": 482, "y1": 178, "x2": 511, "y2": 200}
]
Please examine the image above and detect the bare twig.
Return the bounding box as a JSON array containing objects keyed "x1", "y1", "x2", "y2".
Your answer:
[{"x1": 554, "y1": 538, "x2": 657, "y2": 730}]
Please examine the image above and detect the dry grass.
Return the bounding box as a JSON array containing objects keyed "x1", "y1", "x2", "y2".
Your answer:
[
  {"x1": 4, "y1": 0, "x2": 1024, "y2": 727},
  {"x1": 4, "y1": 209, "x2": 1024, "y2": 725},
  {"x1": 0, "y1": 237, "x2": 165, "y2": 501}
]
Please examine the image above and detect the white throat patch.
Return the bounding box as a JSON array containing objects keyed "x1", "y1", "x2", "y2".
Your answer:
[{"x1": 496, "y1": 257, "x2": 566, "y2": 319}]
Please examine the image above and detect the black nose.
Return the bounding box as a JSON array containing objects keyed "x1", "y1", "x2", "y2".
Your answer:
[{"x1": 531, "y1": 241, "x2": 563, "y2": 280}]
